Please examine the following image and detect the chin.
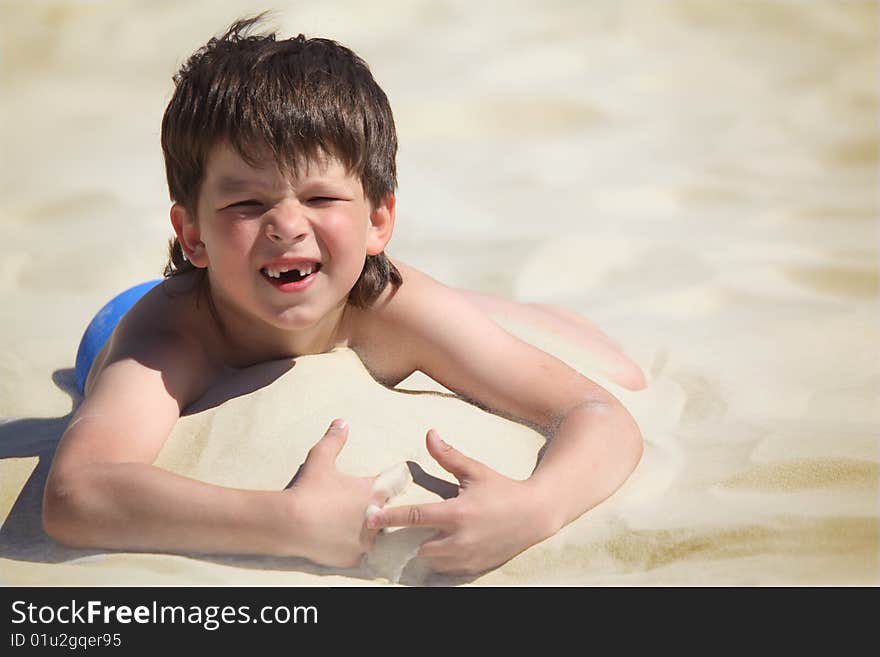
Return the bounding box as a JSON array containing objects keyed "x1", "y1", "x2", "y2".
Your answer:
[
  {"x1": 270, "y1": 303, "x2": 337, "y2": 330},
  {"x1": 270, "y1": 309, "x2": 320, "y2": 329}
]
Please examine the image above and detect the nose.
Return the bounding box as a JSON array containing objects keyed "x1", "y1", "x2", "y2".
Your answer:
[{"x1": 265, "y1": 201, "x2": 309, "y2": 244}]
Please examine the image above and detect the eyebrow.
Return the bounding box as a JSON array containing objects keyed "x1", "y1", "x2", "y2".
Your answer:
[
  {"x1": 214, "y1": 174, "x2": 350, "y2": 193},
  {"x1": 215, "y1": 177, "x2": 269, "y2": 193}
]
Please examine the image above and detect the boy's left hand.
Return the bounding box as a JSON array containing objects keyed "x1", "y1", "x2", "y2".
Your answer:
[{"x1": 365, "y1": 429, "x2": 556, "y2": 575}]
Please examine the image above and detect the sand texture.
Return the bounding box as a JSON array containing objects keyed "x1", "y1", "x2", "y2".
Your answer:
[{"x1": 1, "y1": 0, "x2": 877, "y2": 585}]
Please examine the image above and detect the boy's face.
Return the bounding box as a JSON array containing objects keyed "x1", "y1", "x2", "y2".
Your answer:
[{"x1": 171, "y1": 142, "x2": 394, "y2": 334}]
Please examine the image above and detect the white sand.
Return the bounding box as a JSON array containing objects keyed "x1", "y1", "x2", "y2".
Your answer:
[{"x1": 0, "y1": 0, "x2": 877, "y2": 585}]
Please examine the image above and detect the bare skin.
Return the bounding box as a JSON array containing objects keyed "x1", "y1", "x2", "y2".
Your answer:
[
  {"x1": 457, "y1": 289, "x2": 646, "y2": 392},
  {"x1": 43, "y1": 144, "x2": 644, "y2": 574}
]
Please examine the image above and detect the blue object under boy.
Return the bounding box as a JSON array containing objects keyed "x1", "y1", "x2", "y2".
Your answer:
[{"x1": 74, "y1": 279, "x2": 163, "y2": 394}]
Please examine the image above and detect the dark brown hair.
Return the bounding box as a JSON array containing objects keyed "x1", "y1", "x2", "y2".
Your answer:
[{"x1": 161, "y1": 14, "x2": 401, "y2": 307}]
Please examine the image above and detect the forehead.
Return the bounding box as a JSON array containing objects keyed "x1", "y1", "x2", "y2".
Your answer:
[{"x1": 202, "y1": 141, "x2": 355, "y2": 189}]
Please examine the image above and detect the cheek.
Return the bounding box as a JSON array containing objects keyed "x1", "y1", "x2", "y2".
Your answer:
[
  {"x1": 321, "y1": 213, "x2": 369, "y2": 252},
  {"x1": 209, "y1": 219, "x2": 256, "y2": 248},
  {"x1": 202, "y1": 222, "x2": 259, "y2": 272}
]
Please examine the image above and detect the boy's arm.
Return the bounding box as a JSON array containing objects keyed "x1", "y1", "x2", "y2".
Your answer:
[
  {"x1": 366, "y1": 264, "x2": 643, "y2": 573},
  {"x1": 43, "y1": 332, "x2": 379, "y2": 567}
]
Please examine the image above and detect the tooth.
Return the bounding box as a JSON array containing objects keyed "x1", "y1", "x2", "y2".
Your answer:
[{"x1": 263, "y1": 264, "x2": 318, "y2": 278}]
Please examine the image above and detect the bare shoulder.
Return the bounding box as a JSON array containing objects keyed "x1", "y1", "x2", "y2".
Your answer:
[
  {"x1": 348, "y1": 261, "x2": 517, "y2": 386},
  {"x1": 52, "y1": 276, "x2": 224, "y2": 472},
  {"x1": 363, "y1": 261, "x2": 500, "y2": 339},
  {"x1": 85, "y1": 275, "x2": 222, "y2": 410},
  {"x1": 347, "y1": 261, "x2": 464, "y2": 385},
  {"x1": 364, "y1": 261, "x2": 468, "y2": 320},
  {"x1": 350, "y1": 260, "x2": 613, "y2": 428}
]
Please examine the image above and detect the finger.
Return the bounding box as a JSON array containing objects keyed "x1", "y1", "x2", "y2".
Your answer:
[
  {"x1": 614, "y1": 360, "x2": 646, "y2": 392},
  {"x1": 365, "y1": 504, "x2": 383, "y2": 524},
  {"x1": 359, "y1": 521, "x2": 380, "y2": 551},
  {"x1": 529, "y1": 303, "x2": 623, "y2": 349},
  {"x1": 365, "y1": 500, "x2": 452, "y2": 530},
  {"x1": 425, "y1": 429, "x2": 483, "y2": 482},
  {"x1": 527, "y1": 304, "x2": 646, "y2": 390},
  {"x1": 305, "y1": 418, "x2": 349, "y2": 466},
  {"x1": 370, "y1": 462, "x2": 412, "y2": 506}
]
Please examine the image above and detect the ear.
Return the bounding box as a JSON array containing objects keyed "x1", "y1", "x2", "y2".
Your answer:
[
  {"x1": 170, "y1": 203, "x2": 208, "y2": 268},
  {"x1": 366, "y1": 194, "x2": 396, "y2": 256}
]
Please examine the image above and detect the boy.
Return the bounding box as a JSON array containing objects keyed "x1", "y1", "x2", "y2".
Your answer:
[{"x1": 42, "y1": 16, "x2": 644, "y2": 575}]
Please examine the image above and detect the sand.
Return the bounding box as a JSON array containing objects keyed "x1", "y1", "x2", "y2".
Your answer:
[{"x1": 1, "y1": 0, "x2": 877, "y2": 586}]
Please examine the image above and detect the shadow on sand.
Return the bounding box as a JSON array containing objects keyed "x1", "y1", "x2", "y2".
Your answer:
[{"x1": 0, "y1": 367, "x2": 478, "y2": 586}]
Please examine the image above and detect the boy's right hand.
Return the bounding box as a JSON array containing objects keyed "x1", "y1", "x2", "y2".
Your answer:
[{"x1": 281, "y1": 419, "x2": 383, "y2": 569}]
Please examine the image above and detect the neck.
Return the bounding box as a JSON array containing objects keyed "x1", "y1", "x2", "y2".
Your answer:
[{"x1": 206, "y1": 285, "x2": 351, "y2": 369}]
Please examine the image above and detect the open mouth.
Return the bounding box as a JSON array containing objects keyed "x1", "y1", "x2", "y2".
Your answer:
[{"x1": 260, "y1": 262, "x2": 322, "y2": 284}]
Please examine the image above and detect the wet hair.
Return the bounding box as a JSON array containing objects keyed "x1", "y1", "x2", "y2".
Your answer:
[{"x1": 160, "y1": 14, "x2": 401, "y2": 307}]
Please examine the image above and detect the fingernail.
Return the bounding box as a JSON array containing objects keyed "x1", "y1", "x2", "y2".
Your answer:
[
  {"x1": 330, "y1": 418, "x2": 347, "y2": 430},
  {"x1": 366, "y1": 512, "x2": 381, "y2": 529}
]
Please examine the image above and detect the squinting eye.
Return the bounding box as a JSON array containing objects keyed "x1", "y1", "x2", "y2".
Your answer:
[
  {"x1": 222, "y1": 200, "x2": 263, "y2": 211},
  {"x1": 307, "y1": 197, "x2": 339, "y2": 204}
]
